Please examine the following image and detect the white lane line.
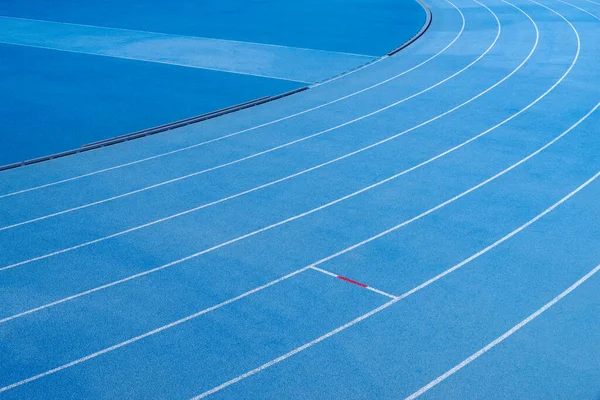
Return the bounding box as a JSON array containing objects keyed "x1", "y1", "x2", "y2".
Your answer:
[
  {"x1": 191, "y1": 122, "x2": 600, "y2": 400},
  {"x1": 0, "y1": 2, "x2": 485, "y2": 231},
  {"x1": 405, "y1": 261, "x2": 600, "y2": 399},
  {"x1": 583, "y1": 0, "x2": 600, "y2": 6},
  {"x1": 394, "y1": 166, "x2": 600, "y2": 302},
  {"x1": 191, "y1": 298, "x2": 399, "y2": 400},
  {"x1": 310, "y1": 266, "x2": 399, "y2": 299},
  {"x1": 309, "y1": 266, "x2": 337, "y2": 278},
  {"x1": 0, "y1": 266, "x2": 311, "y2": 394},
  {"x1": 366, "y1": 286, "x2": 399, "y2": 299},
  {"x1": 0, "y1": 0, "x2": 466, "y2": 200},
  {"x1": 560, "y1": 0, "x2": 600, "y2": 15},
  {"x1": 1, "y1": 0, "x2": 518, "y2": 273}
]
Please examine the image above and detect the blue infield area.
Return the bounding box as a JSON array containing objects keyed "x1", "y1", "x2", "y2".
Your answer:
[
  {"x1": 0, "y1": 0, "x2": 426, "y2": 166},
  {"x1": 0, "y1": 43, "x2": 302, "y2": 166},
  {"x1": 1, "y1": 0, "x2": 600, "y2": 398}
]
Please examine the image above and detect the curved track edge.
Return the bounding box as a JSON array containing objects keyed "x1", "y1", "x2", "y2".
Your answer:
[{"x1": 388, "y1": 0, "x2": 433, "y2": 56}]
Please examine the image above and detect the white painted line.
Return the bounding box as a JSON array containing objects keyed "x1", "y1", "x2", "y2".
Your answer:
[
  {"x1": 0, "y1": 0, "x2": 466, "y2": 199},
  {"x1": 394, "y1": 166, "x2": 600, "y2": 302},
  {"x1": 309, "y1": 266, "x2": 338, "y2": 278},
  {"x1": 559, "y1": 0, "x2": 600, "y2": 16},
  {"x1": 0, "y1": 3, "x2": 494, "y2": 231},
  {"x1": 0, "y1": 15, "x2": 377, "y2": 58},
  {"x1": 405, "y1": 261, "x2": 600, "y2": 399},
  {"x1": 0, "y1": 266, "x2": 311, "y2": 394},
  {"x1": 0, "y1": 39, "x2": 314, "y2": 84},
  {"x1": 191, "y1": 298, "x2": 399, "y2": 399},
  {"x1": 310, "y1": 266, "x2": 398, "y2": 299},
  {"x1": 366, "y1": 286, "x2": 399, "y2": 300}
]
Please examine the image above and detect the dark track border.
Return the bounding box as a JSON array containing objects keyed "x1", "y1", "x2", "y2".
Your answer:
[{"x1": 388, "y1": 0, "x2": 433, "y2": 56}]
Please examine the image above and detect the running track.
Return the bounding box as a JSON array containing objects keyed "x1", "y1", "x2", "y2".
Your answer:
[{"x1": 1, "y1": 0, "x2": 599, "y2": 397}]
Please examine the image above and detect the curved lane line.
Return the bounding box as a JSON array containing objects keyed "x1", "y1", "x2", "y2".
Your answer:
[
  {"x1": 0, "y1": 0, "x2": 465, "y2": 199},
  {"x1": 405, "y1": 260, "x2": 600, "y2": 399}
]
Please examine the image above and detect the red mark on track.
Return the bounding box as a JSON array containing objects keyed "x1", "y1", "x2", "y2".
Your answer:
[{"x1": 337, "y1": 276, "x2": 368, "y2": 288}]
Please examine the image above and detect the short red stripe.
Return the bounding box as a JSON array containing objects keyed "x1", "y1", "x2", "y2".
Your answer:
[{"x1": 337, "y1": 276, "x2": 368, "y2": 288}]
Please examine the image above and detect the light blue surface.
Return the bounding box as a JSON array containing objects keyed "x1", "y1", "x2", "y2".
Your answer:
[
  {"x1": 1, "y1": 0, "x2": 599, "y2": 398},
  {"x1": 0, "y1": 16, "x2": 376, "y2": 83},
  {"x1": 0, "y1": 0, "x2": 427, "y2": 55}
]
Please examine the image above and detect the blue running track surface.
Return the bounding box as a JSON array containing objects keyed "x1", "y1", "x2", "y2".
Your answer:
[{"x1": 1, "y1": 0, "x2": 599, "y2": 398}]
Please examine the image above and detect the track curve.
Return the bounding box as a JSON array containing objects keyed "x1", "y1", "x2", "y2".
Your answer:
[{"x1": 0, "y1": 0, "x2": 598, "y2": 397}]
